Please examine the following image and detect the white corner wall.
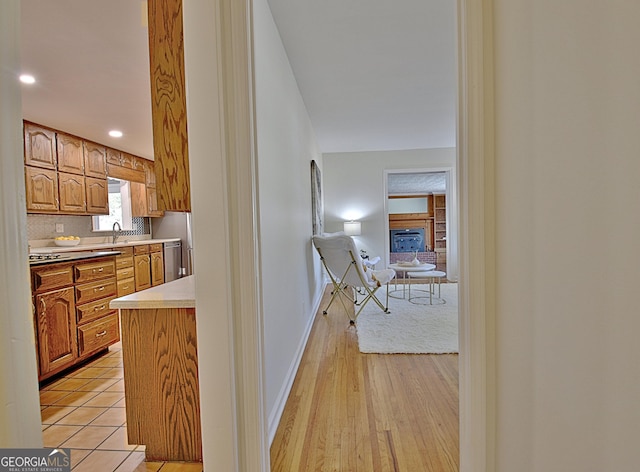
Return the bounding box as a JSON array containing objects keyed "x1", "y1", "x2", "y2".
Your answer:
[
  {"x1": 253, "y1": 0, "x2": 325, "y2": 440},
  {"x1": 492, "y1": 1, "x2": 640, "y2": 470},
  {"x1": 0, "y1": 0, "x2": 44, "y2": 447},
  {"x1": 323, "y1": 149, "x2": 457, "y2": 280}
]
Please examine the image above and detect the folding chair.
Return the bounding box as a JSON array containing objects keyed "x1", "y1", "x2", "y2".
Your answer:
[{"x1": 312, "y1": 232, "x2": 396, "y2": 324}]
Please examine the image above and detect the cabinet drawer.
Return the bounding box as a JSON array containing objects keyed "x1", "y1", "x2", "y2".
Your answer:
[
  {"x1": 149, "y1": 243, "x2": 163, "y2": 253},
  {"x1": 78, "y1": 312, "x2": 120, "y2": 356},
  {"x1": 117, "y1": 266, "x2": 134, "y2": 280},
  {"x1": 75, "y1": 259, "x2": 116, "y2": 283},
  {"x1": 117, "y1": 277, "x2": 136, "y2": 297},
  {"x1": 115, "y1": 255, "x2": 134, "y2": 270},
  {"x1": 77, "y1": 295, "x2": 116, "y2": 325},
  {"x1": 115, "y1": 246, "x2": 134, "y2": 257},
  {"x1": 32, "y1": 264, "x2": 74, "y2": 292},
  {"x1": 134, "y1": 244, "x2": 150, "y2": 255},
  {"x1": 75, "y1": 278, "x2": 117, "y2": 305}
]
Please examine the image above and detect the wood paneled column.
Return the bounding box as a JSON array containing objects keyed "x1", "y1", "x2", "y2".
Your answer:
[{"x1": 147, "y1": 0, "x2": 191, "y2": 211}]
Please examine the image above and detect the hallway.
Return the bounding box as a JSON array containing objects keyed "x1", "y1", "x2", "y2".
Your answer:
[{"x1": 270, "y1": 287, "x2": 459, "y2": 471}]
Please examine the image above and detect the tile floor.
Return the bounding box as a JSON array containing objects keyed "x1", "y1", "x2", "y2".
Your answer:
[{"x1": 40, "y1": 342, "x2": 203, "y2": 472}]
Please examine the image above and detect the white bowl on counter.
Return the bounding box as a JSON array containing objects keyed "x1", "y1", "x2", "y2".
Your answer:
[{"x1": 54, "y1": 239, "x2": 80, "y2": 247}]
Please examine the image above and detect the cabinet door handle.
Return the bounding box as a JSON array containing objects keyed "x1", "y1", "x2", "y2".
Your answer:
[
  {"x1": 40, "y1": 298, "x2": 46, "y2": 313},
  {"x1": 95, "y1": 330, "x2": 107, "y2": 337},
  {"x1": 93, "y1": 267, "x2": 104, "y2": 273},
  {"x1": 94, "y1": 304, "x2": 106, "y2": 311},
  {"x1": 93, "y1": 286, "x2": 105, "y2": 292}
]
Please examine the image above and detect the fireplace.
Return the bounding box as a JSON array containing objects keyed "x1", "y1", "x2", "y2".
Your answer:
[{"x1": 390, "y1": 228, "x2": 425, "y2": 253}]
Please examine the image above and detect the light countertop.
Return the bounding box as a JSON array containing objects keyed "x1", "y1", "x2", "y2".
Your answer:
[
  {"x1": 110, "y1": 275, "x2": 195, "y2": 309},
  {"x1": 30, "y1": 238, "x2": 181, "y2": 254}
]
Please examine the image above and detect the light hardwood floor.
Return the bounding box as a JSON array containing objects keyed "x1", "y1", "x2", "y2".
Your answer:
[{"x1": 270, "y1": 287, "x2": 459, "y2": 472}]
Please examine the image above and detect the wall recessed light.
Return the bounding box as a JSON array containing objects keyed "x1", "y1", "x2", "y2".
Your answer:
[
  {"x1": 109, "y1": 130, "x2": 123, "y2": 138},
  {"x1": 20, "y1": 74, "x2": 36, "y2": 84}
]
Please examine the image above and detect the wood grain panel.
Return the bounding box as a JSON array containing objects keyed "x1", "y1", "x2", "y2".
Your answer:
[
  {"x1": 117, "y1": 277, "x2": 135, "y2": 297},
  {"x1": 35, "y1": 287, "x2": 77, "y2": 375},
  {"x1": 83, "y1": 141, "x2": 107, "y2": 178},
  {"x1": 130, "y1": 181, "x2": 148, "y2": 217},
  {"x1": 85, "y1": 177, "x2": 109, "y2": 214},
  {"x1": 56, "y1": 133, "x2": 84, "y2": 175},
  {"x1": 25, "y1": 166, "x2": 59, "y2": 212},
  {"x1": 106, "y1": 163, "x2": 145, "y2": 183},
  {"x1": 77, "y1": 312, "x2": 120, "y2": 356},
  {"x1": 58, "y1": 172, "x2": 86, "y2": 213},
  {"x1": 134, "y1": 254, "x2": 151, "y2": 291},
  {"x1": 32, "y1": 264, "x2": 74, "y2": 292},
  {"x1": 24, "y1": 122, "x2": 56, "y2": 169},
  {"x1": 75, "y1": 278, "x2": 117, "y2": 305},
  {"x1": 121, "y1": 307, "x2": 202, "y2": 462},
  {"x1": 115, "y1": 255, "x2": 134, "y2": 271},
  {"x1": 147, "y1": 0, "x2": 191, "y2": 211},
  {"x1": 76, "y1": 295, "x2": 116, "y2": 325},
  {"x1": 74, "y1": 259, "x2": 116, "y2": 283}
]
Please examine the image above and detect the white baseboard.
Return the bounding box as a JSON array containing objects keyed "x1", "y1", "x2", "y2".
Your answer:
[{"x1": 267, "y1": 280, "x2": 327, "y2": 445}]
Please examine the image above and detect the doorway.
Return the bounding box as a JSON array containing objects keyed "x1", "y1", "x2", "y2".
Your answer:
[{"x1": 384, "y1": 169, "x2": 457, "y2": 282}]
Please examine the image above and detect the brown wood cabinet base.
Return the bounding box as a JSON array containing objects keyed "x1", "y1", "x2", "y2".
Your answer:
[
  {"x1": 121, "y1": 307, "x2": 202, "y2": 462},
  {"x1": 32, "y1": 255, "x2": 120, "y2": 382}
]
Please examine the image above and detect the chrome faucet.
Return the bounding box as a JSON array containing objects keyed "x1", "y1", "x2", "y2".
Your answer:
[{"x1": 112, "y1": 221, "x2": 122, "y2": 244}]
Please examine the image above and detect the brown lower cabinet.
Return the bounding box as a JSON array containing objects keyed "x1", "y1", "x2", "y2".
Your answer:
[
  {"x1": 34, "y1": 286, "x2": 77, "y2": 375},
  {"x1": 134, "y1": 245, "x2": 152, "y2": 291},
  {"x1": 31, "y1": 256, "x2": 120, "y2": 382},
  {"x1": 150, "y1": 243, "x2": 164, "y2": 286}
]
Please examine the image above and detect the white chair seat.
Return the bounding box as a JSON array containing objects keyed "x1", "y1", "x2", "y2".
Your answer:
[{"x1": 312, "y1": 232, "x2": 396, "y2": 323}]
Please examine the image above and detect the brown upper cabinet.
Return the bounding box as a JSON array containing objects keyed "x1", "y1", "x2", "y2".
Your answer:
[
  {"x1": 143, "y1": 161, "x2": 156, "y2": 187},
  {"x1": 25, "y1": 166, "x2": 59, "y2": 212},
  {"x1": 24, "y1": 123, "x2": 56, "y2": 169},
  {"x1": 58, "y1": 172, "x2": 87, "y2": 213},
  {"x1": 85, "y1": 177, "x2": 109, "y2": 214},
  {"x1": 143, "y1": 160, "x2": 163, "y2": 217},
  {"x1": 83, "y1": 141, "x2": 107, "y2": 178},
  {"x1": 23, "y1": 121, "x2": 161, "y2": 217},
  {"x1": 56, "y1": 133, "x2": 84, "y2": 175},
  {"x1": 120, "y1": 152, "x2": 135, "y2": 169},
  {"x1": 106, "y1": 148, "x2": 122, "y2": 166}
]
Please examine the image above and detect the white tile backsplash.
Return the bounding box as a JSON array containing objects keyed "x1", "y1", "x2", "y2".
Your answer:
[{"x1": 27, "y1": 214, "x2": 150, "y2": 241}]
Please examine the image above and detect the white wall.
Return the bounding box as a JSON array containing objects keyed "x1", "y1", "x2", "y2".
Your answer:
[
  {"x1": 492, "y1": 1, "x2": 640, "y2": 470},
  {"x1": 0, "y1": 0, "x2": 45, "y2": 447},
  {"x1": 253, "y1": 0, "x2": 325, "y2": 440},
  {"x1": 323, "y1": 149, "x2": 457, "y2": 279}
]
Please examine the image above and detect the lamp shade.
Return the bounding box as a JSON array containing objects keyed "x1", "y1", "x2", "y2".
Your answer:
[{"x1": 343, "y1": 221, "x2": 361, "y2": 236}]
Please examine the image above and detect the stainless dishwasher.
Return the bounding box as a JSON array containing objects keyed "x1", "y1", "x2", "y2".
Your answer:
[{"x1": 163, "y1": 241, "x2": 182, "y2": 282}]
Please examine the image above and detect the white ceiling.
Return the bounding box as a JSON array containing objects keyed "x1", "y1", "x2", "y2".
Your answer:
[
  {"x1": 387, "y1": 172, "x2": 446, "y2": 195},
  {"x1": 20, "y1": 0, "x2": 154, "y2": 159},
  {"x1": 266, "y1": 0, "x2": 457, "y2": 153},
  {"x1": 20, "y1": 0, "x2": 456, "y2": 158}
]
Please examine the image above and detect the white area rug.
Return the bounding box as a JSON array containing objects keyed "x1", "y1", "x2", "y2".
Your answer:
[{"x1": 356, "y1": 283, "x2": 458, "y2": 354}]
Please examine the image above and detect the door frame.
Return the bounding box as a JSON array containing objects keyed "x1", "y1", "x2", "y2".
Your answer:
[
  {"x1": 382, "y1": 168, "x2": 456, "y2": 279},
  {"x1": 0, "y1": 0, "x2": 495, "y2": 469},
  {"x1": 456, "y1": 0, "x2": 496, "y2": 470}
]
